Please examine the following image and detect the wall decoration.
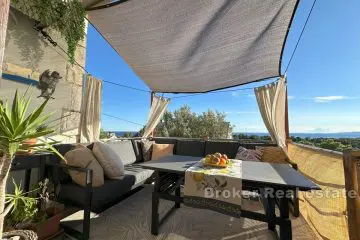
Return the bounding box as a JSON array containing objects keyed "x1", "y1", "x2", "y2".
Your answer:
[{"x1": 37, "y1": 69, "x2": 62, "y2": 99}]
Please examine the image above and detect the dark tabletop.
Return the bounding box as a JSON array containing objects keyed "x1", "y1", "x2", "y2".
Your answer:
[{"x1": 138, "y1": 155, "x2": 320, "y2": 191}]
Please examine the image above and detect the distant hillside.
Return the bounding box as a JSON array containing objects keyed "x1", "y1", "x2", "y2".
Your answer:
[
  {"x1": 234, "y1": 132, "x2": 360, "y2": 139},
  {"x1": 112, "y1": 131, "x2": 139, "y2": 137},
  {"x1": 290, "y1": 132, "x2": 360, "y2": 139},
  {"x1": 109, "y1": 131, "x2": 360, "y2": 139}
]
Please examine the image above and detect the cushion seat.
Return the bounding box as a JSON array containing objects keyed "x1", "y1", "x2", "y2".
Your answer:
[
  {"x1": 124, "y1": 165, "x2": 154, "y2": 186},
  {"x1": 58, "y1": 165, "x2": 153, "y2": 212}
]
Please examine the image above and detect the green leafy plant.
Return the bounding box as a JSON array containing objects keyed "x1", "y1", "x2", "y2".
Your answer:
[
  {"x1": 5, "y1": 180, "x2": 39, "y2": 228},
  {"x1": 0, "y1": 89, "x2": 64, "y2": 238},
  {"x1": 155, "y1": 105, "x2": 233, "y2": 139},
  {"x1": 4, "y1": 178, "x2": 55, "y2": 230},
  {"x1": 12, "y1": 0, "x2": 86, "y2": 63}
]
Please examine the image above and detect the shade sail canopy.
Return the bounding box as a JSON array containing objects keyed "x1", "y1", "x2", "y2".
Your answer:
[{"x1": 87, "y1": 0, "x2": 298, "y2": 93}]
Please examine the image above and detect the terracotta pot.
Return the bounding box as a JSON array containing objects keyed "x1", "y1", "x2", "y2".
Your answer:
[
  {"x1": 22, "y1": 138, "x2": 37, "y2": 146},
  {"x1": 29, "y1": 202, "x2": 64, "y2": 240},
  {"x1": 17, "y1": 138, "x2": 37, "y2": 155},
  {"x1": 30, "y1": 212, "x2": 63, "y2": 240}
]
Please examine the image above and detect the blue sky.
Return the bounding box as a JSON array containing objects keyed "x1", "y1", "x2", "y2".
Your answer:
[{"x1": 85, "y1": 0, "x2": 360, "y2": 133}]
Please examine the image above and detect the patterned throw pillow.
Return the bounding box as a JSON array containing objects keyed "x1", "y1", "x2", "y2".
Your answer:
[
  {"x1": 235, "y1": 146, "x2": 262, "y2": 162},
  {"x1": 140, "y1": 140, "x2": 155, "y2": 161}
]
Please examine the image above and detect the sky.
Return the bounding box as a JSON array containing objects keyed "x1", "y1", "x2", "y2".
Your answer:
[{"x1": 85, "y1": 0, "x2": 360, "y2": 133}]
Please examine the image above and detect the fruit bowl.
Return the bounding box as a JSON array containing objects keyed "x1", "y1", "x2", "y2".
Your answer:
[{"x1": 202, "y1": 153, "x2": 229, "y2": 168}]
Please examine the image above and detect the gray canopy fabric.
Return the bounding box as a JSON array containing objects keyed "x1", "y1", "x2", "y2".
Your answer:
[{"x1": 87, "y1": 0, "x2": 298, "y2": 93}]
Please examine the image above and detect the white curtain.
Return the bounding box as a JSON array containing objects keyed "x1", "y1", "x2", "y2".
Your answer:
[
  {"x1": 142, "y1": 95, "x2": 170, "y2": 138},
  {"x1": 79, "y1": 75, "x2": 102, "y2": 143},
  {"x1": 254, "y1": 77, "x2": 287, "y2": 153}
]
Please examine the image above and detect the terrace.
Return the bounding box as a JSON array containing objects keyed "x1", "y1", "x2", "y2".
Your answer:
[{"x1": 0, "y1": 1, "x2": 359, "y2": 240}]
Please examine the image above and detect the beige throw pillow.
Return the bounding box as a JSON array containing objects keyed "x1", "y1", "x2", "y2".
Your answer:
[
  {"x1": 151, "y1": 143, "x2": 174, "y2": 161},
  {"x1": 64, "y1": 147, "x2": 104, "y2": 187},
  {"x1": 255, "y1": 146, "x2": 288, "y2": 164},
  {"x1": 92, "y1": 141, "x2": 125, "y2": 179}
]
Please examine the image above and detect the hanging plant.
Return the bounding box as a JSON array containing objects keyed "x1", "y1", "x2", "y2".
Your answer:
[{"x1": 12, "y1": 0, "x2": 86, "y2": 64}]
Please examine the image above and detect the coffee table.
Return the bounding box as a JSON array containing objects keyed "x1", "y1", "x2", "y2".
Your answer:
[{"x1": 138, "y1": 155, "x2": 320, "y2": 240}]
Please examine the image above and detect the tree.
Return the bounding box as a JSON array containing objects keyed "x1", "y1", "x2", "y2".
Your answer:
[
  {"x1": 155, "y1": 105, "x2": 232, "y2": 139},
  {"x1": 123, "y1": 132, "x2": 134, "y2": 138},
  {"x1": 99, "y1": 128, "x2": 108, "y2": 139}
]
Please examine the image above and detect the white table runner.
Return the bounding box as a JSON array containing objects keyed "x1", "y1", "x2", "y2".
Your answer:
[{"x1": 184, "y1": 159, "x2": 243, "y2": 215}]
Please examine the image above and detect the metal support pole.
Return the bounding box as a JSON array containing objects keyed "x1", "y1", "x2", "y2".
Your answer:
[
  {"x1": 83, "y1": 169, "x2": 93, "y2": 240},
  {"x1": 285, "y1": 87, "x2": 290, "y2": 147},
  {"x1": 151, "y1": 171, "x2": 160, "y2": 235},
  {"x1": 150, "y1": 91, "x2": 155, "y2": 138}
]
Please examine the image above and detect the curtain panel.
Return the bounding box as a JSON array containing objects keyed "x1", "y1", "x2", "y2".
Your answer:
[
  {"x1": 254, "y1": 77, "x2": 287, "y2": 152},
  {"x1": 79, "y1": 74, "x2": 102, "y2": 142},
  {"x1": 142, "y1": 95, "x2": 170, "y2": 138}
]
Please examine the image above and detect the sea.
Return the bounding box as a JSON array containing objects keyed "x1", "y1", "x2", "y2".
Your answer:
[{"x1": 112, "y1": 131, "x2": 360, "y2": 139}]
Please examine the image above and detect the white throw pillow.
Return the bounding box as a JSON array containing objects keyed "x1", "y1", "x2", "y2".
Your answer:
[{"x1": 92, "y1": 141, "x2": 124, "y2": 179}]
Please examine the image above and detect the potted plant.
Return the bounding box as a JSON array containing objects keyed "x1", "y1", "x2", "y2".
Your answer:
[
  {"x1": 0, "y1": 90, "x2": 64, "y2": 239},
  {"x1": 5, "y1": 179, "x2": 64, "y2": 240},
  {"x1": 17, "y1": 125, "x2": 49, "y2": 155}
]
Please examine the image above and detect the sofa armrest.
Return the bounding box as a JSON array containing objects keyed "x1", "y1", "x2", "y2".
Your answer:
[
  {"x1": 46, "y1": 161, "x2": 92, "y2": 174},
  {"x1": 45, "y1": 161, "x2": 93, "y2": 192},
  {"x1": 45, "y1": 161, "x2": 93, "y2": 240}
]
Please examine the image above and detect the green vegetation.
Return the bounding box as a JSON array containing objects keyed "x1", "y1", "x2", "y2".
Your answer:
[
  {"x1": 233, "y1": 133, "x2": 358, "y2": 152},
  {"x1": 5, "y1": 180, "x2": 39, "y2": 227},
  {"x1": 123, "y1": 132, "x2": 135, "y2": 138},
  {"x1": 155, "y1": 105, "x2": 232, "y2": 139},
  {"x1": 233, "y1": 133, "x2": 272, "y2": 143},
  {"x1": 5, "y1": 179, "x2": 53, "y2": 229},
  {"x1": 12, "y1": 0, "x2": 86, "y2": 63},
  {"x1": 99, "y1": 128, "x2": 108, "y2": 139},
  {"x1": 290, "y1": 136, "x2": 357, "y2": 152},
  {"x1": 0, "y1": 90, "x2": 62, "y2": 237}
]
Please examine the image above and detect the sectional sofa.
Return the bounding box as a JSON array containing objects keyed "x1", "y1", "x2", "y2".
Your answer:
[
  {"x1": 48, "y1": 138, "x2": 278, "y2": 211},
  {"x1": 46, "y1": 138, "x2": 278, "y2": 239}
]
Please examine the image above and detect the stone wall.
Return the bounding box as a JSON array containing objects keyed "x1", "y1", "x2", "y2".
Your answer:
[{"x1": 1, "y1": 7, "x2": 87, "y2": 143}]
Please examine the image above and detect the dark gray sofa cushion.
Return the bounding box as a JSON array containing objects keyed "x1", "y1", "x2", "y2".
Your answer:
[
  {"x1": 58, "y1": 165, "x2": 153, "y2": 212},
  {"x1": 239, "y1": 143, "x2": 277, "y2": 149},
  {"x1": 154, "y1": 138, "x2": 177, "y2": 147},
  {"x1": 124, "y1": 165, "x2": 154, "y2": 185},
  {"x1": 205, "y1": 141, "x2": 240, "y2": 159},
  {"x1": 106, "y1": 140, "x2": 137, "y2": 165},
  {"x1": 176, "y1": 140, "x2": 205, "y2": 157}
]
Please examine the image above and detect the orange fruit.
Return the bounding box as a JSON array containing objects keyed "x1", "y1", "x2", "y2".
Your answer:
[{"x1": 220, "y1": 158, "x2": 226, "y2": 165}]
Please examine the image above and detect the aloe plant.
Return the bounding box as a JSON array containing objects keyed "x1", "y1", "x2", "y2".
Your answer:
[
  {"x1": 5, "y1": 179, "x2": 39, "y2": 228},
  {"x1": 0, "y1": 90, "x2": 57, "y2": 237}
]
